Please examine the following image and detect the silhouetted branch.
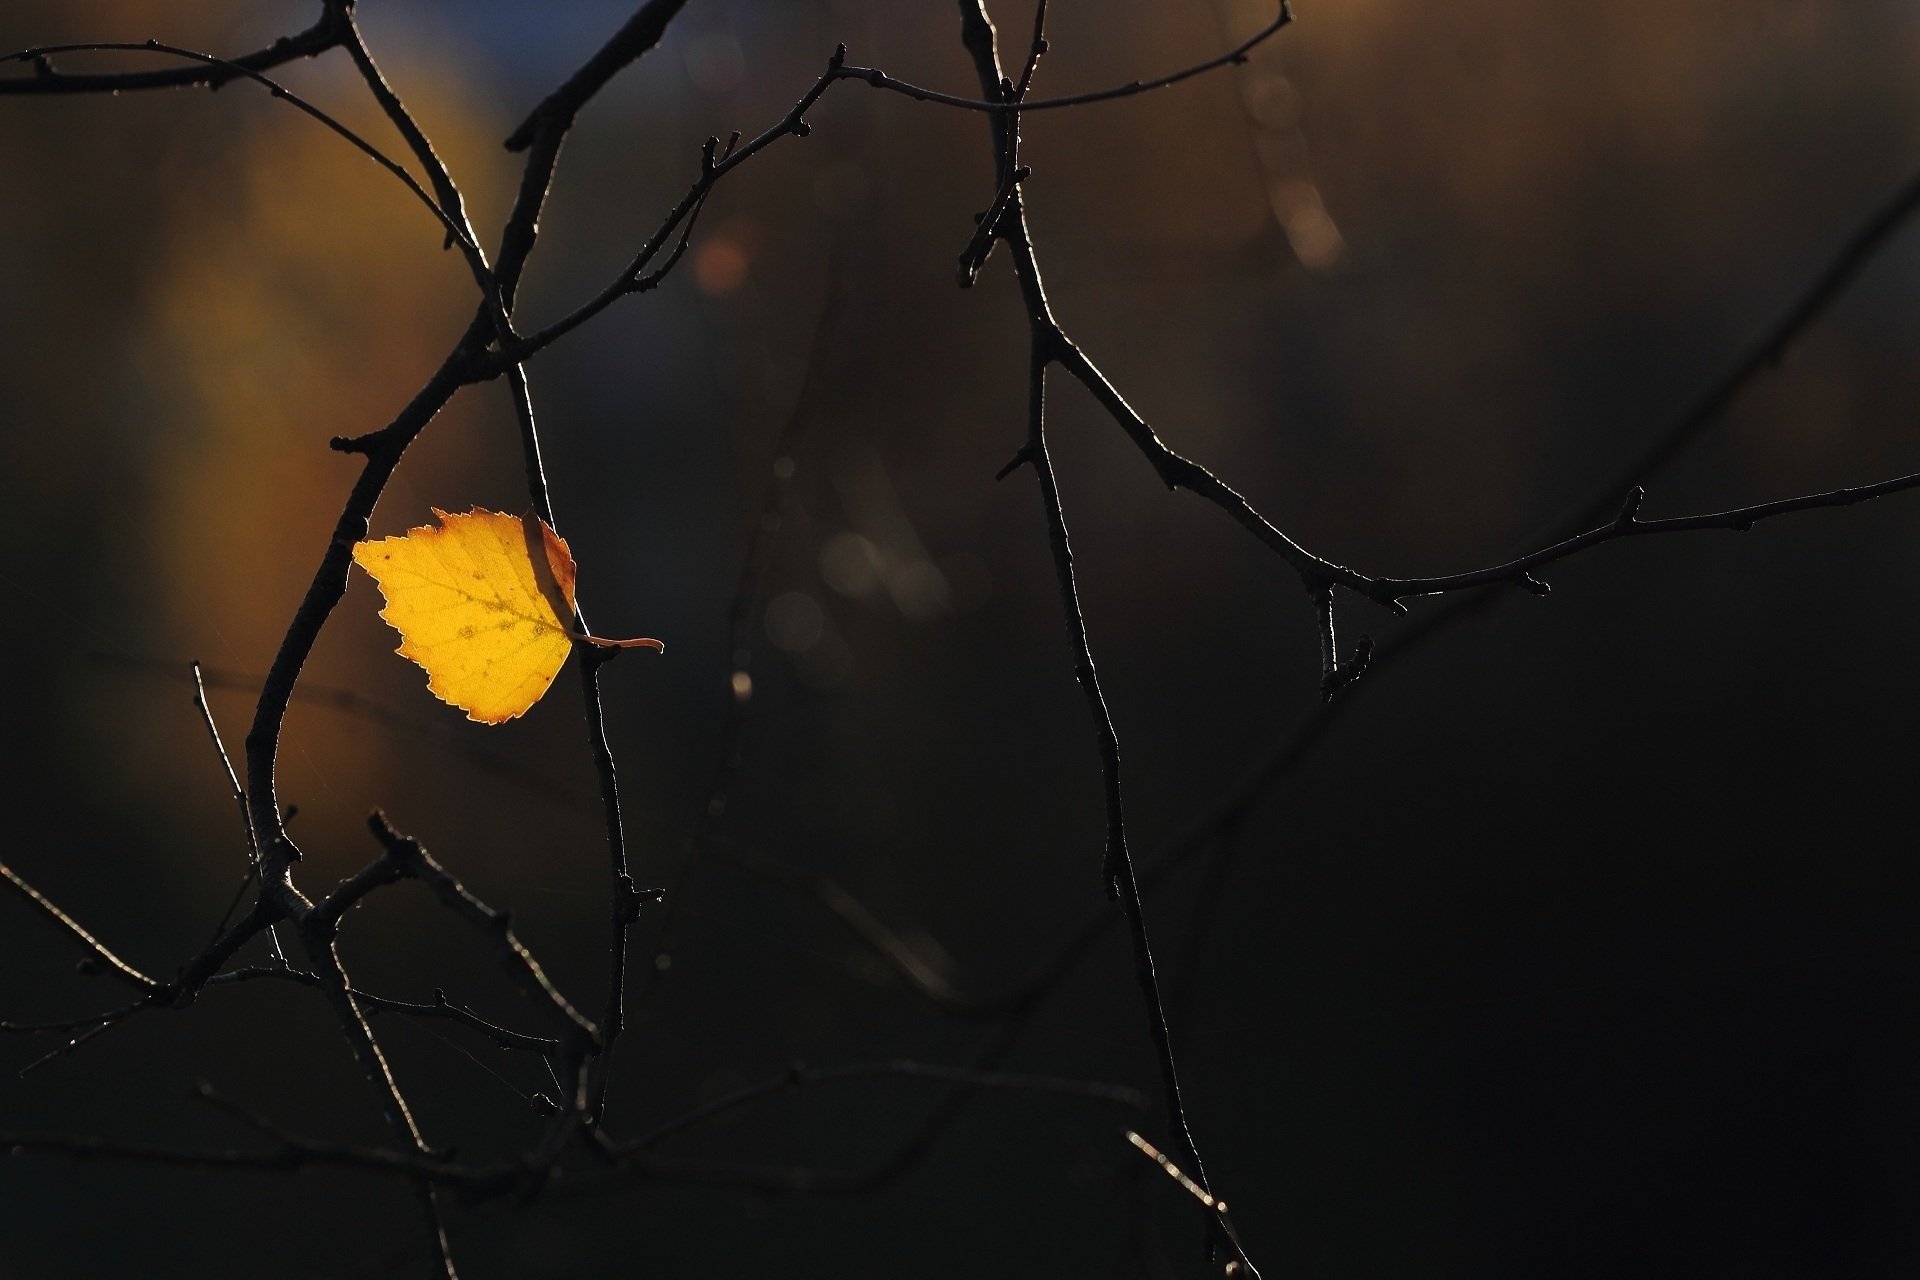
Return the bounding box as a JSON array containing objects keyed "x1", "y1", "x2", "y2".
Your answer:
[
  {"x1": 1370, "y1": 471, "x2": 1920, "y2": 602},
  {"x1": 833, "y1": 3, "x2": 1291, "y2": 114},
  {"x1": 359, "y1": 813, "x2": 599, "y2": 1044},
  {"x1": 209, "y1": 967, "x2": 560, "y2": 1054},
  {"x1": 7, "y1": 2, "x2": 1917, "y2": 1273},
  {"x1": 619, "y1": 1058, "x2": 1147, "y2": 1154},
  {"x1": 1, "y1": 1002, "x2": 147, "y2": 1036},
  {"x1": 339, "y1": 14, "x2": 481, "y2": 256},
  {"x1": 1, "y1": 40, "x2": 488, "y2": 284},
  {"x1": 504, "y1": 0, "x2": 693, "y2": 152},
  {"x1": 0, "y1": 1, "x2": 349, "y2": 95},
  {"x1": 955, "y1": 3, "x2": 1246, "y2": 1272},
  {"x1": 0, "y1": 862, "x2": 159, "y2": 993},
  {"x1": 501, "y1": 54, "x2": 845, "y2": 363},
  {"x1": 190, "y1": 663, "x2": 287, "y2": 966}
]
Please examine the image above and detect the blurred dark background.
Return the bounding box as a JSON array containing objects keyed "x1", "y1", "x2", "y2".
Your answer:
[{"x1": 3, "y1": 1, "x2": 1920, "y2": 1275}]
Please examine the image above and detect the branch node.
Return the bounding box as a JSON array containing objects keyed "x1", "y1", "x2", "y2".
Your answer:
[
  {"x1": 1321, "y1": 636, "x2": 1373, "y2": 703},
  {"x1": 995, "y1": 443, "x2": 1037, "y2": 480},
  {"x1": 614, "y1": 874, "x2": 644, "y2": 926}
]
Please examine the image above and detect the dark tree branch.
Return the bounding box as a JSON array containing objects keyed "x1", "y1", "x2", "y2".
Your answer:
[
  {"x1": 499, "y1": 57, "x2": 844, "y2": 365},
  {"x1": 340, "y1": 14, "x2": 483, "y2": 261},
  {"x1": 833, "y1": 3, "x2": 1291, "y2": 115},
  {"x1": 1370, "y1": 471, "x2": 1920, "y2": 602},
  {"x1": 2, "y1": 1002, "x2": 147, "y2": 1036},
  {"x1": 2, "y1": 40, "x2": 488, "y2": 286},
  {"x1": 6, "y1": 3, "x2": 1913, "y2": 1272},
  {"x1": 191, "y1": 663, "x2": 288, "y2": 967},
  {"x1": 190, "y1": 663, "x2": 262, "y2": 874},
  {"x1": 0, "y1": 862, "x2": 159, "y2": 993},
  {"x1": 0, "y1": 1, "x2": 349, "y2": 95},
  {"x1": 493, "y1": 0, "x2": 693, "y2": 310},
  {"x1": 208, "y1": 967, "x2": 560, "y2": 1054},
  {"x1": 1051, "y1": 337, "x2": 1371, "y2": 597},
  {"x1": 999, "y1": 165, "x2": 1920, "y2": 1019},
  {"x1": 619, "y1": 1058, "x2": 1148, "y2": 1154},
  {"x1": 360, "y1": 813, "x2": 599, "y2": 1044},
  {"x1": 504, "y1": 0, "x2": 693, "y2": 152},
  {"x1": 1126, "y1": 1130, "x2": 1260, "y2": 1276},
  {"x1": 954, "y1": 3, "x2": 1249, "y2": 1272},
  {"x1": 493, "y1": 358, "x2": 640, "y2": 1126},
  {"x1": 1542, "y1": 167, "x2": 1920, "y2": 540},
  {"x1": 296, "y1": 919, "x2": 459, "y2": 1277}
]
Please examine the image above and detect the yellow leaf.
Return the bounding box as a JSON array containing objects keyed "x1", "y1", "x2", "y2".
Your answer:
[{"x1": 351, "y1": 507, "x2": 662, "y2": 724}]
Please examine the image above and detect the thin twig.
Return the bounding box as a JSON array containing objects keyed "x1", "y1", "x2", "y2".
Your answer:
[
  {"x1": 1125, "y1": 1131, "x2": 1260, "y2": 1275},
  {"x1": 1370, "y1": 471, "x2": 1920, "y2": 602},
  {"x1": 0, "y1": 862, "x2": 159, "y2": 993},
  {"x1": 296, "y1": 920, "x2": 459, "y2": 1277},
  {"x1": 209, "y1": 966, "x2": 559, "y2": 1053},
  {"x1": 500, "y1": 54, "x2": 845, "y2": 364},
  {"x1": 191, "y1": 663, "x2": 286, "y2": 966},
  {"x1": 340, "y1": 14, "x2": 483, "y2": 262},
  {"x1": 833, "y1": 3, "x2": 1290, "y2": 115},
  {"x1": 491, "y1": 357, "x2": 640, "y2": 1123},
  {"x1": 0, "y1": 2, "x2": 350, "y2": 95},
  {"x1": 619, "y1": 1058, "x2": 1148, "y2": 1153},
  {"x1": 4, "y1": 41, "x2": 488, "y2": 287},
  {"x1": 359, "y1": 814, "x2": 597, "y2": 1042},
  {"x1": 1, "y1": 1001, "x2": 148, "y2": 1036},
  {"x1": 952, "y1": 4, "x2": 1256, "y2": 1269}
]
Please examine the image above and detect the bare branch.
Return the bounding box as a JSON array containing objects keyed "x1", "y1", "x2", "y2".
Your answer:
[
  {"x1": 339, "y1": 15, "x2": 483, "y2": 263},
  {"x1": 833, "y1": 3, "x2": 1290, "y2": 115},
  {"x1": 2, "y1": 1002, "x2": 147, "y2": 1036},
  {"x1": 619, "y1": 1058, "x2": 1148, "y2": 1154},
  {"x1": 953, "y1": 3, "x2": 1249, "y2": 1271},
  {"x1": 1370, "y1": 470, "x2": 1920, "y2": 603},
  {"x1": 360, "y1": 813, "x2": 598, "y2": 1044},
  {"x1": 500, "y1": 55, "x2": 845, "y2": 364},
  {"x1": 208, "y1": 967, "x2": 560, "y2": 1054},
  {"x1": 504, "y1": 0, "x2": 693, "y2": 151},
  {"x1": 0, "y1": 2, "x2": 349, "y2": 95},
  {"x1": 3, "y1": 40, "x2": 488, "y2": 284},
  {"x1": 0, "y1": 862, "x2": 159, "y2": 993}
]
